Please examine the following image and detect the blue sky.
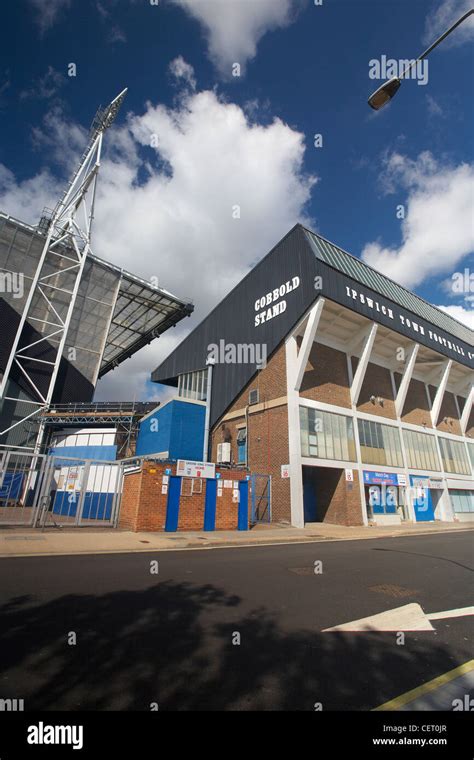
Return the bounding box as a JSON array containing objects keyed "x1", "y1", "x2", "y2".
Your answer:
[{"x1": 0, "y1": 0, "x2": 472, "y2": 400}]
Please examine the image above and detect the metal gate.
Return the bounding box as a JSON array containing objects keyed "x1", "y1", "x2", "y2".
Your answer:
[
  {"x1": 250, "y1": 474, "x2": 271, "y2": 524},
  {"x1": 0, "y1": 449, "x2": 123, "y2": 528},
  {"x1": 0, "y1": 450, "x2": 47, "y2": 526}
]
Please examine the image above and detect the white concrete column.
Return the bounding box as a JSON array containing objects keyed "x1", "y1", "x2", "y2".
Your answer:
[
  {"x1": 431, "y1": 360, "x2": 452, "y2": 427},
  {"x1": 395, "y1": 343, "x2": 419, "y2": 417},
  {"x1": 285, "y1": 335, "x2": 304, "y2": 528},
  {"x1": 294, "y1": 299, "x2": 325, "y2": 391},
  {"x1": 350, "y1": 323, "x2": 378, "y2": 406},
  {"x1": 351, "y1": 412, "x2": 369, "y2": 526},
  {"x1": 460, "y1": 386, "x2": 473, "y2": 436}
]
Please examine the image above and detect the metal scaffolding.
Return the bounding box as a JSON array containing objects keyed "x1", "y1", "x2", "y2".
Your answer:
[{"x1": 34, "y1": 401, "x2": 157, "y2": 458}]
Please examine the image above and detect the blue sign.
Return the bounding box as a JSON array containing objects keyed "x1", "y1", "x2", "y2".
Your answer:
[
  {"x1": 216, "y1": 473, "x2": 221, "y2": 479},
  {"x1": 363, "y1": 471, "x2": 399, "y2": 486}
]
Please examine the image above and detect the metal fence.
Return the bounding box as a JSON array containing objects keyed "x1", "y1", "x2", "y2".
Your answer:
[
  {"x1": 0, "y1": 449, "x2": 123, "y2": 528},
  {"x1": 1, "y1": 449, "x2": 272, "y2": 529},
  {"x1": 250, "y1": 473, "x2": 272, "y2": 523}
]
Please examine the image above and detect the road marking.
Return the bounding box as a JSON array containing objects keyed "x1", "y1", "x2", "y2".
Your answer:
[
  {"x1": 323, "y1": 603, "x2": 474, "y2": 632},
  {"x1": 323, "y1": 603, "x2": 434, "y2": 631},
  {"x1": 373, "y1": 660, "x2": 474, "y2": 711},
  {"x1": 427, "y1": 606, "x2": 474, "y2": 620}
]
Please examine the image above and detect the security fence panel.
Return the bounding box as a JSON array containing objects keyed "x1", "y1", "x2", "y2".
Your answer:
[
  {"x1": 0, "y1": 449, "x2": 123, "y2": 527},
  {"x1": 0, "y1": 450, "x2": 47, "y2": 526},
  {"x1": 37, "y1": 456, "x2": 122, "y2": 528}
]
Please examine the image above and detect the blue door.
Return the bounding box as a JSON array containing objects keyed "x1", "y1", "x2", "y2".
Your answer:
[
  {"x1": 410, "y1": 476, "x2": 435, "y2": 521},
  {"x1": 238, "y1": 480, "x2": 249, "y2": 531},
  {"x1": 303, "y1": 468, "x2": 317, "y2": 522},
  {"x1": 165, "y1": 476, "x2": 181, "y2": 532},
  {"x1": 204, "y1": 479, "x2": 217, "y2": 531}
]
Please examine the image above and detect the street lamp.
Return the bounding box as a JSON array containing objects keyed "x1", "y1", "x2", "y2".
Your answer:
[{"x1": 368, "y1": 8, "x2": 474, "y2": 110}]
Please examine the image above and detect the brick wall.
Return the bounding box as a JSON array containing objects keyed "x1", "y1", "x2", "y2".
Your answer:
[
  {"x1": 300, "y1": 342, "x2": 351, "y2": 408},
  {"x1": 118, "y1": 469, "x2": 142, "y2": 531},
  {"x1": 394, "y1": 375, "x2": 432, "y2": 428},
  {"x1": 435, "y1": 391, "x2": 462, "y2": 436},
  {"x1": 305, "y1": 466, "x2": 364, "y2": 526},
  {"x1": 353, "y1": 359, "x2": 396, "y2": 419},
  {"x1": 247, "y1": 404, "x2": 290, "y2": 522},
  {"x1": 118, "y1": 461, "x2": 248, "y2": 532},
  {"x1": 177, "y1": 479, "x2": 206, "y2": 531},
  {"x1": 211, "y1": 343, "x2": 290, "y2": 523}
]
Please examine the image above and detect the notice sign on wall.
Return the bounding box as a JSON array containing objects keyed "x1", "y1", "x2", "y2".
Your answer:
[
  {"x1": 65, "y1": 467, "x2": 81, "y2": 491},
  {"x1": 345, "y1": 469, "x2": 354, "y2": 482},
  {"x1": 176, "y1": 460, "x2": 216, "y2": 479},
  {"x1": 281, "y1": 465, "x2": 290, "y2": 479}
]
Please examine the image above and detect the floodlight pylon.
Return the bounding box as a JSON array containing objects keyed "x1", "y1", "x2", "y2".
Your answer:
[{"x1": 0, "y1": 89, "x2": 128, "y2": 452}]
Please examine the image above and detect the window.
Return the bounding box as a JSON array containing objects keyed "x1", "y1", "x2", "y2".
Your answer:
[
  {"x1": 300, "y1": 407, "x2": 356, "y2": 462},
  {"x1": 467, "y1": 441, "x2": 474, "y2": 469},
  {"x1": 358, "y1": 419, "x2": 403, "y2": 467},
  {"x1": 178, "y1": 369, "x2": 208, "y2": 401},
  {"x1": 438, "y1": 437, "x2": 471, "y2": 475},
  {"x1": 402, "y1": 429, "x2": 441, "y2": 472},
  {"x1": 449, "y1": 489, "x2": 474, "y2": 513},
  {"x1": 237, "y1": 428, "x2": 247, "y2": 464}
]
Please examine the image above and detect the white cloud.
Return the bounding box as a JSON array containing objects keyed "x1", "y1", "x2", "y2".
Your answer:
[
  {"x1": 0, "y1": 164, "x2": 57, "y2": 222},
  {"x1": 361, "y1": 151, "x2": 474, "y2": 289},
  {"x1": 31, "y1": 105, "x2": 88, "y2": 173},
  {"x1": 437, "y1": 303, "x2": 473, "y2": 329},
  {"x1": 170, "y1": 0, "x2": 300, "y2": 76},
  {"x1": 0, "y1": 72, "x2": 316, "y2": 400},
  {"x1": 95, "y1": 1, "x2": 127, "y2": 44},
  {"x1": 423, "y1": 0, "x2": 474, "y2": 48},
  {"x1": 20, "y1": 66, "x2": 65, "y2": 101},
  {"x1": 169, "y1": 56, "x2": 196, "y2": 89},
  {"x1": 27, "y1": 0, "x2": 71, "y2": 34},
  {"x1": 425, "y1": 94, "x2": 443, "y2": 118}
]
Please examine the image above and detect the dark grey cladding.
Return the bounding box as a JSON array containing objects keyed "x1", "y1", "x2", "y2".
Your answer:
[{"x1": 152, "y1": 225, "x2": 474, "y2": 428}]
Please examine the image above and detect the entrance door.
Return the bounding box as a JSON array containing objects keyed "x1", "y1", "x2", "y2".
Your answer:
[
  {"x1": 165, "y1": 476, "x2": 181, "y2": 531},
  {"x1": 203, "y1": 478, "x2": 217, "y2": 531},
  {"x1": 238, "y1": 480, "x2": 249, "y2": 531},
  {"x1": 303, "y1": 467, "x2": 317, "y2": 522},
  {"x1": 412, "y1": 482, "x2": 435, "y2": 521}
]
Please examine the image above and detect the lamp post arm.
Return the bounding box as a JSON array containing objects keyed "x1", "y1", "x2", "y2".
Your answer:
[{"x1": 400, "y1": 8, "x2": 474, "y2": 79}]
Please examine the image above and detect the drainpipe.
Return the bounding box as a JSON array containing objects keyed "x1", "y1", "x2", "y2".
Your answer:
[
  {"x1": 245, "y1": 404, "x2": 249, "y2": 467},
  {"x1": 202, "y1": 358, "x2": 215, "y2": 461}
]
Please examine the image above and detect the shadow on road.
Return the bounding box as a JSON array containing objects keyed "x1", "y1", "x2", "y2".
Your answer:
[{"x1": 0, "y1": 581, "x2": 469, "y2": 710}]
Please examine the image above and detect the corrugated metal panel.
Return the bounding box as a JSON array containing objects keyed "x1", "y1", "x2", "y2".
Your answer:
[{"x1": 305, "y1": 229, "x2": 472, "y2": 345}]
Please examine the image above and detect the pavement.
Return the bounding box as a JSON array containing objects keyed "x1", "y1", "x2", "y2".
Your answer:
[
  {"x1": 0, "y1": 518, "x2": 473, "y2": 557},
  {"x1": 0, "y1": 531, "x2": 472, "y2": 710}
]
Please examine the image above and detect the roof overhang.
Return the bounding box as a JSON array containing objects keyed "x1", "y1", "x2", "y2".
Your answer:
[{"x1": 94, "y1": 256, "x2": 194, "y2": 377}]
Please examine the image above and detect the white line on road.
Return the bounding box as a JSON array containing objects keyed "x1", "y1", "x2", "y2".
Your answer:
[
  {"x1": 323, "y1": 603, "x2": 474, "y2": 632},
  {"x1": 427, "y1": 606, "x2": 474, "y2": 620}
]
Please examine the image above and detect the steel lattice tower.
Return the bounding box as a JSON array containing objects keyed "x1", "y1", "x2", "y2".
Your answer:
[{"x1": 0, "y1": 88, "x2": 128, "y2": 452}]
